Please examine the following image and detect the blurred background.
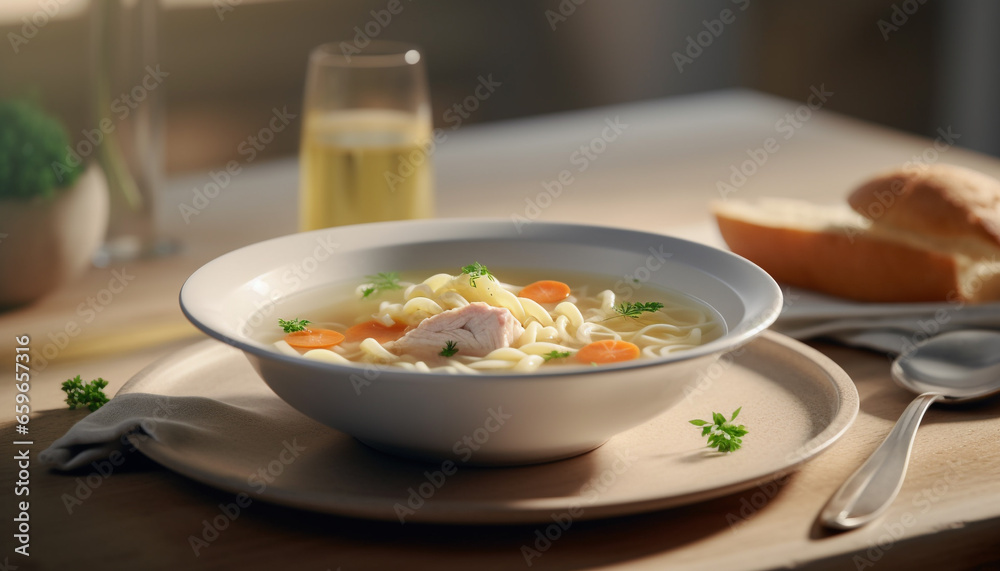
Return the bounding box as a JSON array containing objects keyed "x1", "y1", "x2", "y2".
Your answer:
[{"x1": 1, "y1": 0, "x2": 998, "y2": 175}]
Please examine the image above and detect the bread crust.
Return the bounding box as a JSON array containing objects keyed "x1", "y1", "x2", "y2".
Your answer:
[
  {"x1": 848, "y1": 164, "x2": 1000, "y2": 249},
  {"x1": 714, "y1": 212, "x2": 964, "y2": 303}
]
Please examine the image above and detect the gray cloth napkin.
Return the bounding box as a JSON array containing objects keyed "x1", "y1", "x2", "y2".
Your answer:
[
  {"x1": 774, "y1": 309, "x2": 1000, "y2": 340},
  {"x1": 39, "y1": 393, "x2": 283, "y2": 471},
  {"x1": 39, "y1": 341, "x2": 314, "y2": 471},
  {"x1": 775, "y1": 313, "x2": 1000, "y2": 355},
  {"x1": 771, "y1": 288, "x2": 1000, "y2": 353}
]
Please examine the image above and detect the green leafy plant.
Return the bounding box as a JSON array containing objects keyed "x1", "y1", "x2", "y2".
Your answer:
[
  {"x1": 0, "y1": 99, "x2": 85, "y2": 200},
  {"x1": 361, "y1": 272, "x2": 403, "y2": 298},
  {"x1": 690, "y1": 407, "x2": 748, "y2": 453},
  {"x1": 460, "y1": 262, "x2": 495, "y2": 288},
  {"x1": 278, "y1": 318, "x2": 311, "y2": 333},
  {"x1": 439, "y1": 340, "x2": 459, "y2": 357},
  {"x1": 62, "y1": 375, "x2": 110, "y2": 412},
  {"x1": 612, "y1": 301, "x2": 664, "y2": 319}
]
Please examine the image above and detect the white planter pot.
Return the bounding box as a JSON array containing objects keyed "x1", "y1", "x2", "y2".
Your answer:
[{"x1": 0, "y1": 164, "x2": 109, "y2": 308}]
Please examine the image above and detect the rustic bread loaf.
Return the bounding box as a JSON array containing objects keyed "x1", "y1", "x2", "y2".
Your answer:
[
  {"x1": 711, "y1": 165, "x2": 1000, "y2": 302},
  {"x1": 848, "y1": 164, "x2": 1000, "y2": 259}
]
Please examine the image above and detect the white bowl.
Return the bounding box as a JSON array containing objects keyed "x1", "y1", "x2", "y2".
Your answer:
[{"x1": 180, "y1": 219, "x2": 782, "y2": 465}]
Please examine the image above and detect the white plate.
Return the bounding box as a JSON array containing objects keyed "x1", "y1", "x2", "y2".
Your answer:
[{"x1": 123, "y1": 332, "x2": 857, "y2": 524}]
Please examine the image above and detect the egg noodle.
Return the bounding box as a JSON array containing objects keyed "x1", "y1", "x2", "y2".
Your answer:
[{"x1": 272, "y1": 269, "x2": 721, "y2": 373}]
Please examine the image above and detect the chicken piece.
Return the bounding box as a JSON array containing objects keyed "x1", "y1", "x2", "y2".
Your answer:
[{"x1": 386, "y1": 302, "x2": 524, "y2": 361}]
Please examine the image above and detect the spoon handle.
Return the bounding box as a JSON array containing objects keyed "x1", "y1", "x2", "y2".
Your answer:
[{"x1": 820, "y1": 392, "x2": 943, "y2": 530}]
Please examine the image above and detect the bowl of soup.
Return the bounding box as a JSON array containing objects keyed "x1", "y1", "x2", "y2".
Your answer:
[{"x1": 180, "y1": 219, "x2": 782, "y2": 465}]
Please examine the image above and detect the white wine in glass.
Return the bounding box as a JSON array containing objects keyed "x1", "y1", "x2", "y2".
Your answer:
[{"x1": 300, "y1": 42, "x2": 433, "y2": 230}]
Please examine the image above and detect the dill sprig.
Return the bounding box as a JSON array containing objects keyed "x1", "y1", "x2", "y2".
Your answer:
[
  {"x1": 460, "y1": 262, "x2": 495, "y2": 288},
  {"x1": 361, "y1": 272, "x2": 403, "y2": 298},
  {"x1": 613, "y1": 301, "x2": 664, "y2": 319}
]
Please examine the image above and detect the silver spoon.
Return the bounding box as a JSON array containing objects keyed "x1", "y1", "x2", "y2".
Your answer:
[{"x1": 821, "y1": 329, "x2": 1000, "y2": 530}]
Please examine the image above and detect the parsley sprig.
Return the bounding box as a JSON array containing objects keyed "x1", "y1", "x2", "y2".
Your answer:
[
  {"x1": 612, "y1": 301, "x2": 664, "y2": 319},
  {"x1": 542, "y1": 350, "x2": 572, "y2": 361},
  {"x1": 440, "y1": 340, "x2": 459, "y2": 357},
  {"x1": 461, "y1": 262, "x2": 495, "y2": 288},
  {"x1": 361, "y1": 272, "x2": 403, "y2": 298},
  {"x1": 689, "y1": 407, "x2": 747, "y2": 453},
  {"x1": 62, "y1": 375, "x2": 110, "y2": 412},
  {"x1": 278, "y1": 318, "x2": 311, "y2": 333}
]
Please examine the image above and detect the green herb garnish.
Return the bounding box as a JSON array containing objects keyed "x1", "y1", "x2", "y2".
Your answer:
[
  {"x1": 361, "y1": 272, "x2": 403, "y2": 298},
  {"x1": 278, "y1": 318, "x2": 311, "y2": 333},
  {"x1": 613, "y1": 301, "x2": 664, "y2": 319},
  {"x1": 542, "y1": 350, "x2": 572, "y2": 361},
  {"x1": 62, "y1": 375, "x2": 110, "y2": 412},
  {"x1": 689, "y1": 407, "x2": 747, "y2": 453},
  {"x1": 440, "y1": 340, "x2": 459, "y2": 357},
  {"x1": 460, "y1": 262, "x2": 495, "y2": 288}
]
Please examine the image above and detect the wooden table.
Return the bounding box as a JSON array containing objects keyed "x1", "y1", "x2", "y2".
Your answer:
[{"x1": 3, "y1": 90, "x2": 999, "y2": 570}]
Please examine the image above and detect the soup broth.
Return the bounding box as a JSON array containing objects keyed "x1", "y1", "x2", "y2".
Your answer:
[{"x1": 257, "y1": 267, "x2": 725, "y2": 373}]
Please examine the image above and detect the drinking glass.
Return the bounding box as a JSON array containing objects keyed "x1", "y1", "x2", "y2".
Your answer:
[
  {"x1": 299, "y1": 41, "x2": 433, "y2": 231},
  {"x1": 90, "y1": 0, "x2": 176, "y2": 264}
]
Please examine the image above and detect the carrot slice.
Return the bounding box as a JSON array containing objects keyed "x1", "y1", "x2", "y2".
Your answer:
[
  {"x1": 344, "y1": 320, "x2": 408, "y2": 344},
  {"x1": 284, "y1": 328, "x2": 346, "y2": 349},
  {"x1": 575, "y1": 340, "x2": 640, "y2": 364},
  {"x1": 519, "y1": 280, "x2": 572, "y2": 304}
]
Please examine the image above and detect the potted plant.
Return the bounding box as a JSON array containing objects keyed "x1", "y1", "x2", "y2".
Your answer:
[{"x1": 0, "y1": 100, "x2": 109, "y2": 308}]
